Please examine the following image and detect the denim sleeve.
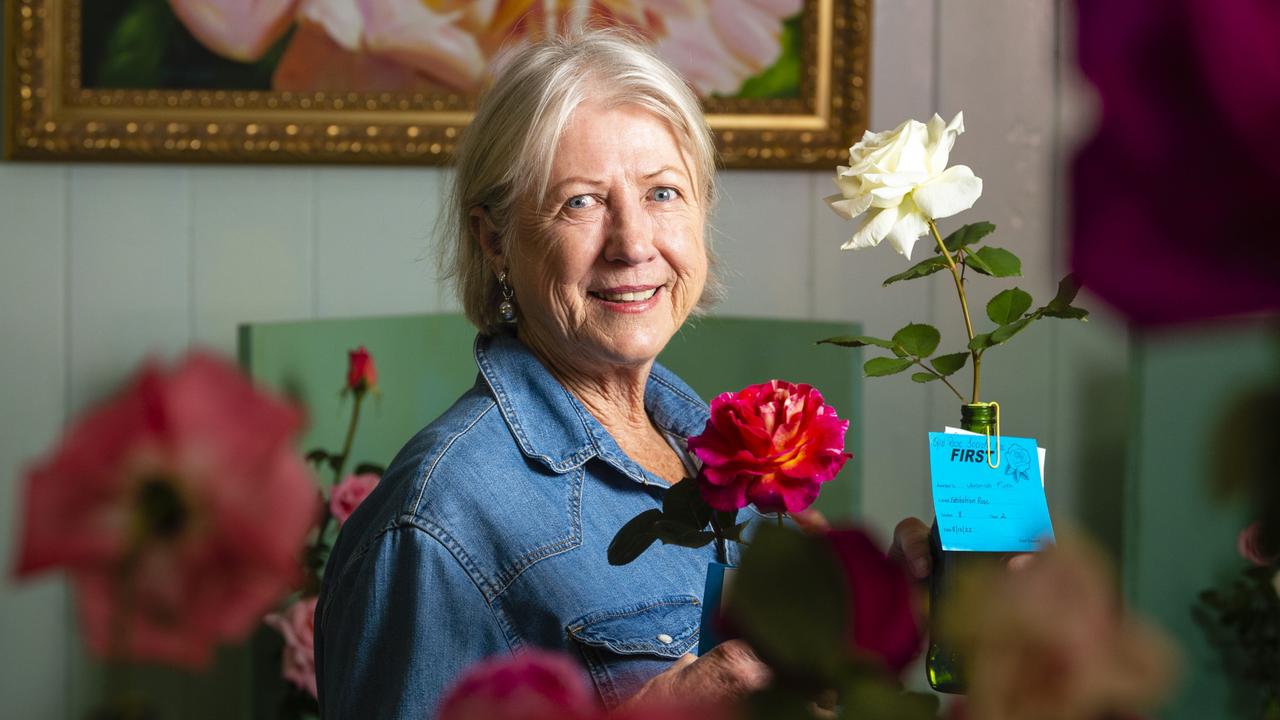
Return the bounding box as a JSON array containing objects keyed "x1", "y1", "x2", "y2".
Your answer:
[{"x1": 317, "y1": 524, "x2": 510, "y2": 720}]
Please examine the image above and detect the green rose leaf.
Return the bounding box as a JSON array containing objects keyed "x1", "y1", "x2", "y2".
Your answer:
[
  {"x1": 305, "y1": 448, "x2": 330, "y2": 466},
  {"x1": 986, "y1": 287, "x2": 1034, "y2": 325},
  {"x1": 864, "y1": 356, "x2": 914, "y2": 377},
  {"x1": 990, "y1": 315, "x2": 1036, "y2": 345},
  {"x1": 968, "y1": 332, "x2": 994, "y2": 352},
  {"x1": 607, "y1": 509, "x2": 663, "y2": 565},
  {"x1": 930, "y1": 352, "x2": 969, "y2": 376},
  {"x1": 817, "y1": 335, "x2": 894, "y2": 349},
  {"x1": 882, "y1": 256, "x2": 950, "y2": 286},
  {"x1": 892, "y1": 323, "x2": 941, "y2": 358},
  {"x1": 966, "y1": 246, "x2": 1023, "y2": 277},
  {"x1": 662, "y1": 477, "x2": 712, "y2": 531},
  {"x1": 936, "y1": 221, "x2": 996, "y2": 254},
  {"x1": 911, "y1": 372, "x2": 940, "y2": 383},
  {"x1": 1041, "y1": 305, "x2": 1090, "y2": 320},
  {"x1": 727, "y1": 525, "x2": 848, "y2": 680},
  {"x1": 1047, "y1": 273, "x2": 1081, "y2": 310},
  {"x1": 653, "y1": 521, "x2": 717, "y2": 548}
]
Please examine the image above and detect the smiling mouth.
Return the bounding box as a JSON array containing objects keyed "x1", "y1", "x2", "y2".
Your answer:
[{"x1": 589, "y1": 288, "x2": 659, "y2": 303}]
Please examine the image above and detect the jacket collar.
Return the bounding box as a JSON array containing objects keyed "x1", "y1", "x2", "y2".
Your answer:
[{"x1": 474, "y1": 332, "x2": 709, "y2": 481}]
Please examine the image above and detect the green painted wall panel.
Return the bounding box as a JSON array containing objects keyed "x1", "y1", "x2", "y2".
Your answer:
[{"x1": 1126, "y1": 323, "x2": 1278, "y2": 719}]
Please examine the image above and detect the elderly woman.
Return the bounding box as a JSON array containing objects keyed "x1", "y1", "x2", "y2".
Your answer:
[
  {"x1": 315, "y1": 31, "x2": 768, "y2": 719},
  {"x1": 315, "y1": 30, "x2": 933, "y2": 719}
]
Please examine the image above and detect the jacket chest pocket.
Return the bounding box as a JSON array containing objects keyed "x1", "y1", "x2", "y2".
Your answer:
[{"x1": 566, "y1": 595, "x2": 701, "y2": 708}]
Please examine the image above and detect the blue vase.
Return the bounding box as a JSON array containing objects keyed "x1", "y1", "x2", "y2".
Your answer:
[{"x1": 698, "y1": 561, "x2": 737, "y2": 655}]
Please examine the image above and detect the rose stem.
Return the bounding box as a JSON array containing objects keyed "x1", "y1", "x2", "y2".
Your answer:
[
  {"x1": 926, "y1": 218, "x2": 981, "y2": 403},
  {"x1": 307, "y1": 390, "x2": 366, "y2": 594},
  {"x1": 333, "y1": 391, "x2": 365, "y2": 483}
]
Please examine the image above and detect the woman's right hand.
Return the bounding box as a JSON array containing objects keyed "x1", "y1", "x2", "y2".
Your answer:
[
  {"x1": 890, "y1": 516, "x2": 933, "y2": 580},
  {"x1": 622, "y1": 639, "x2": 771, "y2": 708}
]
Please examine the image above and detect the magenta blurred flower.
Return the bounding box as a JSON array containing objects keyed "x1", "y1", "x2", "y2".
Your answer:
[
  {"x1": 825, "y1": 528, "x2": 921, "y2": 674},
  {"x1": 13, "y1": 352, "x2": 317, "y2": 668},
  {"x1": 1071, "y1": 0, "x2": 1280, "y2": 325},
  {"x1": 330, "y1": 473, "x2": 379, "y2": 525},
  {"x1": 689, "y1": 380, "x2": 851, "y2": 514},
  {"x1": 438, "y1": 649, "x2": 599, "y2": 720},
  {"x1": 264, "y1": 596, "x2": 319, "y2": 699}
]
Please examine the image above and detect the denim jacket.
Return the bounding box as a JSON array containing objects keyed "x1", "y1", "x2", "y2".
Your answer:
[{"x1": 315, "y1": 332, "x2": 738, "y2": 719}]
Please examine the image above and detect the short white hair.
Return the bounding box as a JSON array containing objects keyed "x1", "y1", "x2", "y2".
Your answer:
[{"x1": 441, "y1": 29, "x2": 723, "y2": 335}]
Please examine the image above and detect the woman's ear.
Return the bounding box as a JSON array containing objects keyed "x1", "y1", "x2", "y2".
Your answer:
[{"x1": 469, "y1": 207, "x2": 504, "y2": 270}]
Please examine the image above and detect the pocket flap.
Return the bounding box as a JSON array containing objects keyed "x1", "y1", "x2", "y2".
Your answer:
[{"x1": 566, "y1": 595, "x2": 701, "y2": 657}]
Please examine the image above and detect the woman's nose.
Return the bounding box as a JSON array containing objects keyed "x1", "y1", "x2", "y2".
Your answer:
[{"x1": 604, "y1": 197, "x2": 657, "y2": 265}]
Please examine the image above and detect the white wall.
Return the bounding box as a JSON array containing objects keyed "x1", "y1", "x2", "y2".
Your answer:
[{"x1": 0, "y1": 1, "x2": 1129, "y2": 716}]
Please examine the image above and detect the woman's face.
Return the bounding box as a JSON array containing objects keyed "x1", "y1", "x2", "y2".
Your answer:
[{"x1": 507, "y1": 102, "x2": 708, "y2": 375}]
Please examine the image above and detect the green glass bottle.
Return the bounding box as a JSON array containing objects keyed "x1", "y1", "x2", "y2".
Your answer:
[{"x1": 925, "y1": 402, "x2": 1005, "y2": 694}]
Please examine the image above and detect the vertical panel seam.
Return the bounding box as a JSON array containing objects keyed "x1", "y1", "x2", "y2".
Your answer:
[
  {"x1": 186, "y1": 168, "x2": 196, "y2": 347},
  {"x1": 310, "y1": 170, "x2": 319, "y2": 318},
  {"x1": 925, "y1": 0, "x2": 942, "y2": 512},
  {"x1": 59, "y1": 165, "x2": 73, "y2": 720},
  {"x1": 1048, "y1": 0, "x2": 1065, "y2": 479},
  {"x1": 807, "y1": 172, "x2": 818, "y2": 319}
]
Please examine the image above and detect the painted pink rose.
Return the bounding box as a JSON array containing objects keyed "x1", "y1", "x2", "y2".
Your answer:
[
  {"x1": 826, "y1": 528, "x2": 922, "y2": 674},
  {"x1": 13, "y1": 352, "x2": 317, "y2": 668},
  {"x1": 689, "y1": 380, "x2": 851, "y2": 514},
  {"x1": 167, "y1": 0, "x2": 300, "y2": 62},
  {"x1": 264, "y1": 596, "x2": 319, "y2": 699},
  {"x1": 438, "y1": 649, "x2": 599, "y2": 720},
  {"x1": 329, "y1": 473, "x2": 379, "y2": 525}
]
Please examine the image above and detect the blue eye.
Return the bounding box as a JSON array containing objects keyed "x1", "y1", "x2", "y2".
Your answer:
[
  {"x1": 565, "y1": 195, "x2": 593, "y2": 210},
  {"x1": 652, "y1": 187, "x2": 677, "y2": 202}
]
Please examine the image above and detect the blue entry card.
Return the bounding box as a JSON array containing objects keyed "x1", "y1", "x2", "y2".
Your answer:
[{"x1": 928, "y1": 432, "x2": 1055, "y2": 552}]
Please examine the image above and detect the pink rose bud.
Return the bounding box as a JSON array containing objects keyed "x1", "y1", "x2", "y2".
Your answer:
[
  {"x1": 345, "y1": 346, "x2": 377, "y2": 394},
  {"x1": 330, "y1": 473, "x2": 379, "y2": 525},
  {"x1": 689, "y1": 380, "x2": 851, "y2": 514}
]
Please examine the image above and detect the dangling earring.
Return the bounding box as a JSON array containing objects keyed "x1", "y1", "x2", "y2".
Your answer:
[{"x1": 497, "y1": 271, "x2": 517, "y2": 324}]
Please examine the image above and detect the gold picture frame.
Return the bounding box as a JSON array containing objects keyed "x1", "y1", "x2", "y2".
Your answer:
[{"x1": 4, "y1": 0, "x2": 869, "y2": 168}]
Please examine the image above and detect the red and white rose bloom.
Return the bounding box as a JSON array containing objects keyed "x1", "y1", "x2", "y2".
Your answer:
[{"x1": 689, "y1": 380, "x2": 851, "y2": 514}]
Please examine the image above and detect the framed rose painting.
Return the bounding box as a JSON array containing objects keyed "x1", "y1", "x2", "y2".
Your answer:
[{"x1": 4, "y1": 0, "x2": 869, "y2": 167}]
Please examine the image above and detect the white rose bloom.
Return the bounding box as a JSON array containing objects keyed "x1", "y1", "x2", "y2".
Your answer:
[{"x1": 826, "y1": 112, "x2": 983, "y2": 259}]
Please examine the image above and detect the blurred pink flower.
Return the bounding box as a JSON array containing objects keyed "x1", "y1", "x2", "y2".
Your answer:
[
  {"x1": 690, "y1": 380, "x2": 851, "y2": 514},
  {"x1": 438, "y1": 649, "x2": 599, "y2": 720},
  {"x1": 951, "y1": 540, "x2": 1176, "y2": 720},
  {"x1": 264, "y1": 596, "x2": 319, "y2": 699},
  {"x1": 1237, "y1": 522, "x2": 1277, "y2": 567},
  {"x1": 826, "y1": 528, "x2": 921, "y2": 674},
  {"x1": 13, "y1": 352, "x2": 317, "y2": 669},
  {"x1": 330, "y1": 473, "x2": 379, "y2": 524},
  {"x1": 167, "y1": 0, "x2": 300, "y2": 61}
]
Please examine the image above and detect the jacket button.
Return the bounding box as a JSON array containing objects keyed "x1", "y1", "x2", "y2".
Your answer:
[{"x1": 656, "y1": 633, "x2": 673, "y2": 644}]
